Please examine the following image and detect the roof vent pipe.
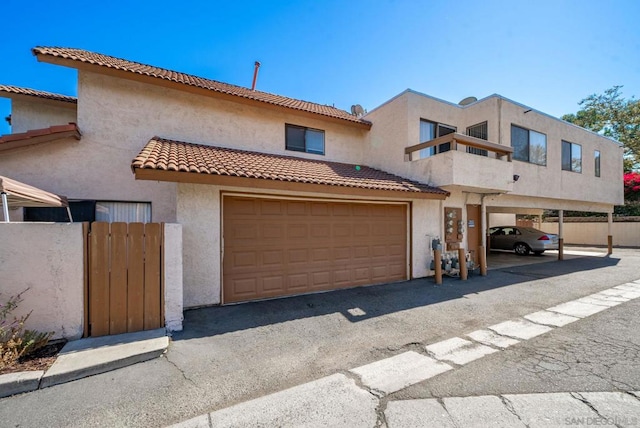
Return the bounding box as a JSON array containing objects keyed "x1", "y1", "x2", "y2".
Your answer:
[{"x1": 251, "y1": 61, "x2": 261, "y2": 91}]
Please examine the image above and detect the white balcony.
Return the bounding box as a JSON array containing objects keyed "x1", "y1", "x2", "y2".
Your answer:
[{"x1": 405, "y1": 133, "x2": 515, "y2": 193}]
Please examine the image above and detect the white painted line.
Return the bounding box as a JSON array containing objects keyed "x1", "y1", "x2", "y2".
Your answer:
[
  {"x1": 350, "y1": 351, "x2": 452, "y2": 396},
  {"x1": 385, "y1": 399, "x2": 457, "y2": 428},
  {"x1": 425, "y1": 337, "x2": 498, "y2": 365},
  {"x1": 575, "y1": 296, "x2": 622, "y2": 308},
  {"x1": 467, "y1": 329, "x2": 520, "y2": 349},
  {"x1": 614, "y1": 284, "x2": 640, "y2": 293},
  {"x1": 598, "y1": 288, "x2": 633, "y2": 297},
  {"x1": 546, "y1": 300, "x2": 608, "y2": 318},
  {"x1": 524, "y1": 310, "x2": 580, "y2": 327},
  {"x1": 622, "y1": 282, "x2": 640, "y2": 289},
  {"x1": 487, "y1": 319, "x2": 553, "y2": 340},
  {"x1": 611, "y1": 289, "x2": 640, "y2": 299},
  {"x1": 588, "y1": 292, "x2": 630, "y2": 303},
  {"x1": 443, "y1": 396, "x2": 527, "y2": 428}
]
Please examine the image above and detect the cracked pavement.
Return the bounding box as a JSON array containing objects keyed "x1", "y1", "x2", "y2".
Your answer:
[{"x1": 1, "y1": 249, "x2": 639, "y2": 427}]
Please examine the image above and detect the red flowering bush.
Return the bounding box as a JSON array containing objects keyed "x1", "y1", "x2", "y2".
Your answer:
[{"x1": 624, "y1": 172, "x2": 640, "y2": 202}]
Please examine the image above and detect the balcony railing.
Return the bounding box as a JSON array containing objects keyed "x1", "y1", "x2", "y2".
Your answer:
[{"x1": 404, "y1": 133, "x2": 513, "y2": 161}]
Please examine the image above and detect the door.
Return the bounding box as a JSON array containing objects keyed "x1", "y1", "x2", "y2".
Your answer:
[
  {"x1": 466, "y1": 205, "x2": 481, "y2": 264},
  {"x1": 222, "y1": 196, "x2": 408, "y2": 303}
]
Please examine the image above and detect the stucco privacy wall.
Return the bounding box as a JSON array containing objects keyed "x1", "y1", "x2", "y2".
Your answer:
[
  {"x1": 541, "y1": 222, "x2": 640, "y2": 247},
  {"x1": 10, "y1": 99, "x2": 77, "y2": 133},
  {"x1": 0, "y1": 222, "x2": 183, "y2": 337},
  {"x1": 0, "y1": 223, "x2": 84, "y2": 340},
  {"x1": 164, "y1": 223, "x2": 184, "y2": 331},
  {"x1": 177, "y1": 182, "x2": 442, "y2": 308}
]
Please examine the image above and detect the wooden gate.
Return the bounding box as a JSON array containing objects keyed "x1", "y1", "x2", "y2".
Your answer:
[{"x1": 85, "y1": 222, "x2": 164, "y2": 337}]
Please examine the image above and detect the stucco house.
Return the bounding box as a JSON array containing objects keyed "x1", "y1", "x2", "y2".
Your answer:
[{"x1": 0, "y1": 47, "x2": 624, "y2": 308}]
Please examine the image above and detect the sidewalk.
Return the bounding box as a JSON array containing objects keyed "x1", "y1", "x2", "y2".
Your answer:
[
  {"x1": 0, "y1": 328, "x2": 168, "y2": 398},
  {"x1": 174, "y1": 386, "x2": 640, "y2": 428},
  {"x1": 172, "y1": 280, "x2": 640, "y2": 428}
]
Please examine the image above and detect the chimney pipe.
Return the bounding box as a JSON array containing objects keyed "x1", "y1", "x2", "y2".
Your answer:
[{"x1": 251, "y1": 61, "x2": 261, "y2": 91}]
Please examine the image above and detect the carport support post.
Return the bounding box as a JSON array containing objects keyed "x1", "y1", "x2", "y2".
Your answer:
[
  {"x1": 558, "y1": 210, "x2": 564, "y2": 261},
  {"x1": 1, "y1": 192, "x2": 9, "y2": 222},
  {"x1": 458, "y1": 248, "x2": 468, "y2": 280},
  {"x1": 607, "y1": 212, "x2": 613, "y2": 255},
  {"x1": 434, "y1": 248, "x2": 443, "y2": 285}
]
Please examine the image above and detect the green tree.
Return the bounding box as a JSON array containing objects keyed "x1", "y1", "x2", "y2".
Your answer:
[{"x1": 562, "y1": 86, "x2": 640, "y2": 172}]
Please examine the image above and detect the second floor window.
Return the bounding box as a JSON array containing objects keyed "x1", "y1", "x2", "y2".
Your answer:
[
  {"x1": 419, "y1": 119, "x2": 456, "y2": 158},
  {"x1": 511, "y1": 124, "x2": 547, "y2": 166},
  {"x1": 562, "y1": 140, "x2": 582, "y2": 173},
  {"x1": 595, "y1": 150, "x2": 601, "y2": 177},
  {"x1": 286, "y1": 124, "x2": 325, "y2": 155},
  {"x1": 466, "y1": 121, "x2": 488, "y2": 156}
]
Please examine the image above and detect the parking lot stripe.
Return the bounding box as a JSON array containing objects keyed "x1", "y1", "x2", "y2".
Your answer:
[
  {"x1": 546, "y1": 300, "x2": 609, "y2": 318},
  {"x1": 467, "y1": 329, "x2": 520, "y2": 349},
  {"x1": 350, "y1": 351, "x2": 452, "y2": 396},
  {"x1": 487, "y1": 319, "x2": 554, "y2": 340},
  {"x1": 524, "y1": 310, "x2": 580, "y2": 327},
  {"x1": 425, "y1": 337, "x2": 498, "y2": 365}
]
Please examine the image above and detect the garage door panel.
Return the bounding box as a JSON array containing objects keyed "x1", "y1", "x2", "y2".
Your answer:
[
  {"x1": 288, "y1": 273, "x2": 310, "y2": 290},
  {"x1": 223, "y1": 196, "x2": 407, "y2": 303},
  {"x1": 287, "y1": 201, "x2": 307, "y2": 215},
  {"x1": 263, "y1": 276, "x2": 285, "y2": 292}
]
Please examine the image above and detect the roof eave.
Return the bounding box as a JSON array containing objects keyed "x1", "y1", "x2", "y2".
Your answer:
[
  {"x1": 132, "y1": 168, "x2": 447, "y2": 200},
  {"x1": 34, "y1": 52, "x2": 372, "y2": 130}
]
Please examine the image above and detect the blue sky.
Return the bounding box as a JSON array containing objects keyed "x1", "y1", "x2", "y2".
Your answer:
[{"x1": 1, "y1": 0, "x2": 639, "y2": 135}]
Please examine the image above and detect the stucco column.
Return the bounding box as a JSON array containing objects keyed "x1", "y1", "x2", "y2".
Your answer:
[
  {"x1": 1, "y1": 192, "x2": 9, "y2": 222},
  {"x1": 607, "y1": 212, "x2": 613, "y2": 254},
  {"x1": 558, "y1": 210, "x2": 564, "y2": 261}
]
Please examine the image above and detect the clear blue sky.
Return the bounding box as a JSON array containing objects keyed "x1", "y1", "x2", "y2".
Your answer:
[{"x1": 1, "y1": 0, "x2": 639, "y2": 135}]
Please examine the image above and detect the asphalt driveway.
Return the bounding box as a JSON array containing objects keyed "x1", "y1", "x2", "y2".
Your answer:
[{"x1": 1, "y1": 248, "x2": 639, "y2": 427}]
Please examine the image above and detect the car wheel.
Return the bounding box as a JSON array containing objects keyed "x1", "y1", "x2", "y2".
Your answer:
[
  {"x1": 514, "y1": 243, "x2": 530, "y2": 256},
  {"x1": 533, "y1": 251, "x2": 544, "y2": 256}
]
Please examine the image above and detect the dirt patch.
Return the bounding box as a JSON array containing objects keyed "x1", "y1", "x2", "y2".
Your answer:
[{"x1": 0, "y1": 341, "x2": 66, "y2": 375}]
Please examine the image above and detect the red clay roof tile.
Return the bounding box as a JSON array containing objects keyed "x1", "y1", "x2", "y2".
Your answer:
[
  {"x1": 132, "y1": 137, "x2": 448, "y2": 196},
  {"x1": 0, "y1": 85, "x2": 77, "y2": 104},
  {"x1": 0, "y1": 123, "x2": 81, "y2": 152},
  {"x1": 32, "y1": 47, "x2": 369, "y2": 127}
]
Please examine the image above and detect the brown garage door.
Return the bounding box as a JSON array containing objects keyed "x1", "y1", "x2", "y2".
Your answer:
[{"x1": 223, "y1": 195, "x2": 408, "y2": 303}]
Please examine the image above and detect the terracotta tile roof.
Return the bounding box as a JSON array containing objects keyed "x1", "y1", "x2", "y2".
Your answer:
[
  {"x1": 33, "y1": 47, "x2": 370, "y2": 127},
  {"x1": 0, "y1": 123, "x2": 81, "y2": 152},
  {"x1": 132, "y1": 137, "x2": 448, "y2": 196},
  {"x1": 0, "y1": 85, "x2": 77, "y2": 104}
]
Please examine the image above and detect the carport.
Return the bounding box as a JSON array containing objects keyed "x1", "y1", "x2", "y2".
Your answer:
[
  {"x1": 0, "y1": 175, "x2": 71, "y2": 222},
  {"x1": 480, "y1": 197, "x2": 615, "y2": 263}
]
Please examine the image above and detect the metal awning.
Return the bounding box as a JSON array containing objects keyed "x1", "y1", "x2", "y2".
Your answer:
[{"x1": 0, "y1": 175, "x2": 71, "y2": 222}]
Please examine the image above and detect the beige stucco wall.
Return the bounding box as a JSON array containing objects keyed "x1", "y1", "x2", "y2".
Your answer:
[
  {"x1": 0, "y1": 223, "x2": 84, "y2": 340},
  {"x1": 0, "y1": 72, "x2": 368, "y2": 223},
  {"x1": 177, "y1": 182, "x2": 442, "y2": 308},
  {"x1": 364, "y1": 91, "x2": 623, "y2": 209},
  {"x1": 11, "y1": 99, "x2": 77, "y2": 133},
  {"x1": 541, "y1": 221, "x2": 640, "y2": 247}
]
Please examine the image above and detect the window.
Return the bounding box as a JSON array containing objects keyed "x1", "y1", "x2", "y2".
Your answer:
[
  {"x1": 511, "y1": 125, "x2": 547, "y2": 165},
  {"x1": 595, "y1": 150, "x2": 601, "y2": 177},
  {"x1": 95, "y1": 201, "x2": 151, "y2": 223},
  {"x1": 561, "y1": 141, "x2": 582, "y2": 173},
  {"x1": 419, "y1": 119, "x2": 456, "y2": 158},
  {"x1": 24, "y1": 200, "x2": 151, "y2": 223},
  {"x1": 285, "y1": 124, "x2": 325, "y2": 155},
  {"x1": 466, "y1": 121, "x2": 488, "y2": 156}
]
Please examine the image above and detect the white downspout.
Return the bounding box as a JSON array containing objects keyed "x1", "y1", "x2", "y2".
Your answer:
[{"x1": 1, "y1": 192, "x2": 9, "y2": 222}]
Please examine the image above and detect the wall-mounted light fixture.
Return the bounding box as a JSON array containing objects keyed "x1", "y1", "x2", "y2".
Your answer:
[{"x1": 513, "y1": 174, "x2": 520, "y2": 182}]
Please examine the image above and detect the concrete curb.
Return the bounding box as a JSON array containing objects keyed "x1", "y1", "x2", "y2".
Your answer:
[
  {"x1": 0, "y1": 328, "x2": 168, "y2": 398},
  {"x1": 0, "y1": 370, "x2": 44, "y2": 398}
]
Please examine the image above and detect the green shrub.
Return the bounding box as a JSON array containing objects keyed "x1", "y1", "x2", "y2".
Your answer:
[{"x1": 0, "y1": 290, "x2": 54, "y2": 370}]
